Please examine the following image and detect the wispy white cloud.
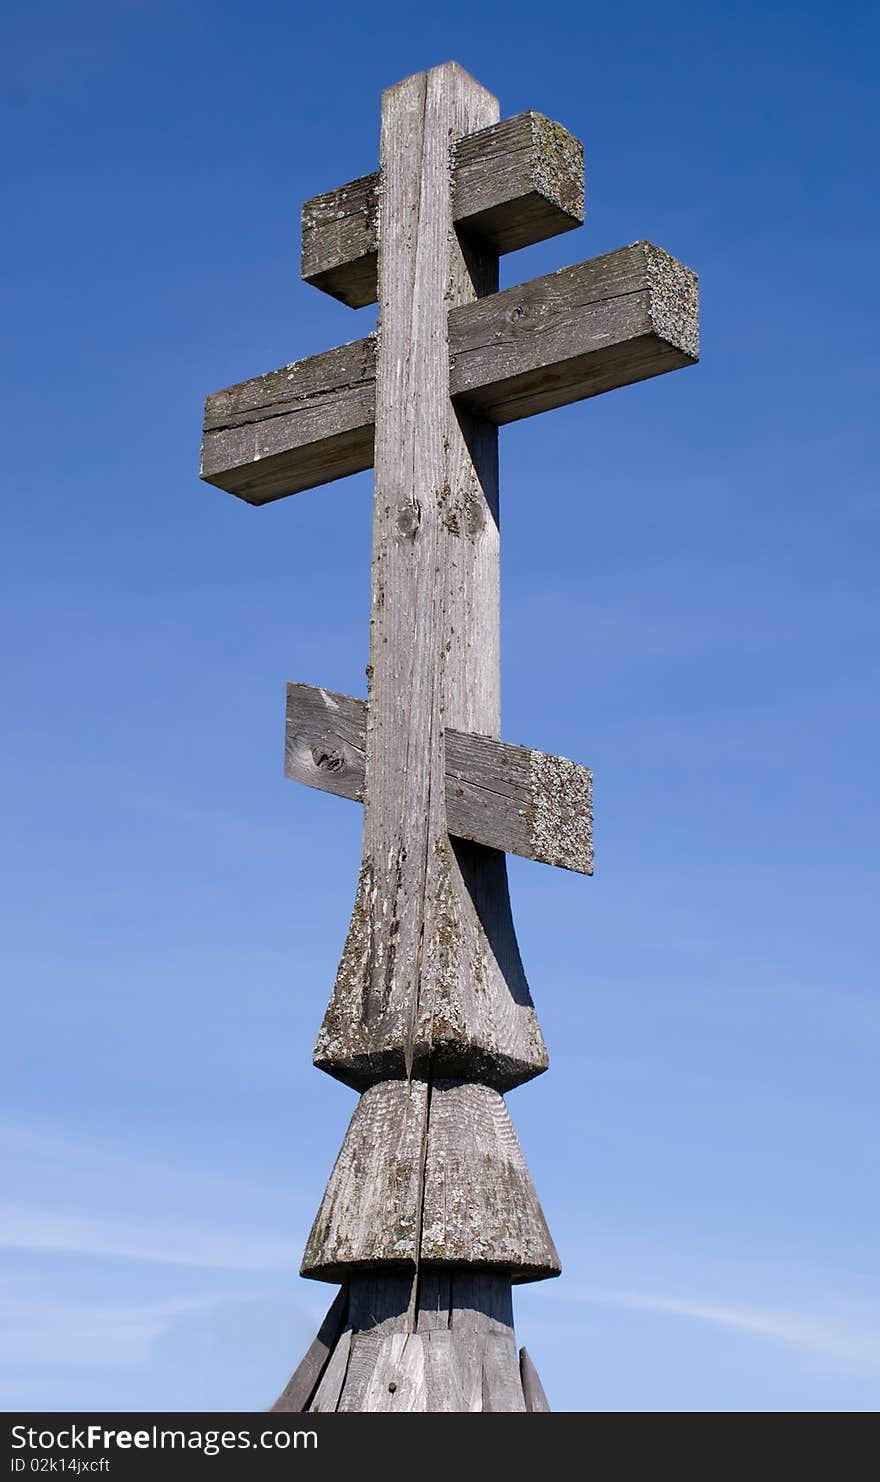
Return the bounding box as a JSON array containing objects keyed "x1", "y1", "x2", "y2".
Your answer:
[
  {"x1": 0, "y1": 1289, "x2": 211, "y2": 1365},
  {"x1": 0, "y1": 1280, "x2": 319, "y2": 1382},
  {"x1": 0, "y1": 1120, "x2": 307, "y2": 1270},
  {"x1": 572, "y1": 1284, "x2": 880, "y2": 1372},
  {"x1": 0, "y1": 1202, "x2": 294, "y2": 1271},
  {"x1": 0, "y1": 1120, "x2": 308, "y2": 1210}
]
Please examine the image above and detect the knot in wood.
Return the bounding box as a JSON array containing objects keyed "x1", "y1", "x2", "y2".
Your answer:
[
  {"x1": 311, "y1": 744, "x2": 345, "y2": 773},
  {"x1": 464, "y1": 489, "x2": 486, "y2": 537},
  {"x1": 395, "y1": 500, "x2": 421, "y2": 539}
]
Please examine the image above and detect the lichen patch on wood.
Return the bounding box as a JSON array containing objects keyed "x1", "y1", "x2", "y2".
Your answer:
[
  {"x1": 643, "y1": 241, "x2": 700, "y2": 362},
  {"x1": 527, "y1": 749, "x2": 593, "y2": 876}
]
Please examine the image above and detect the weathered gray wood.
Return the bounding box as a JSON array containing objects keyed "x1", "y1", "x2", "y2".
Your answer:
[
  {"x1": 446, "y1": 1273, "x2": 519, "y2": 1410},
  {"x1": 307, "y1": 1326, "x2": 352, "y2": 1412},
  {"x1": 414, "y1": 1269, "x2": 453, "y2": 1331},
  {"x1": 344, "y1": 1270, "x2": 513, "y2": 1334},
  {"x1": 270, "y1": 1285, "x2": 347, "y2": 1412},
  {"x1": 346, "y1": 1273, "x2": 412, "y2": 1337},
  {"x1": 449, "y1": 240, "x2": 699, "y2": 424},
  {"x1": 453, "y1": 111, "x2": 584, "y2": 254},
  {"x1": 284, "y1": 681, "x2": 593, "y2": 874},
  {"x1": 423, "y1": 1329, "x2": 466, "y2": 1410},
  {"x1": 451, "y1": 1271, "x2": 515, "y2": 1335},
  {"x1": 445, "y1": 1336, "x2": 483, "y2": 1412},
  {"x1": 199, "y1": 337, "x2": 375, "y2": 505},
  {"x1": 301, "y1": 1078, "x2": 560, "y2": 1283},
  {"x1": 317, "y1": 1269, "x2": 527, "y2": 1410},
  {"x1": 313, "y1": 65, "x2": 547, "y2": 1093},
  {"x1": 284, "y1": 683, "x2": 367, "y2": 803},
  {"x1": 301, "y1": 112, "x2": 583, "y2": 308},
  {"x1": 482, "y1": 1333, "x2": 527, "y2": 1412},
  {"x1": 200, "y1": 241, "x2": 697, "y2": 506},
  {"x1": 446, "y1": 726, "x2": 593, "y2": 874},
  {"x1": 301, "y1": 174, "x2": 379, "y2": 308},
  {"x1": 334, "y1": 1332, "x2": 381, "y2": 1413},
  {"x1": 519, "y1": 1347, "x2": 551, "y2": 1412},
  {"x1": 364, "y1": 1332, "x2": 428, "y2": 1411},
  {"x1": 198, "y1": 55, "x2": 701, "y2": 1416}
]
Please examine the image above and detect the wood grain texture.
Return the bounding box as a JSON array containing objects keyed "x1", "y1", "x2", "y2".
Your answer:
[
  {"x1": 482, "y1": 1333, "x2": 527, "y2": 1411},
  {"x1": 313, "y1": 65, "x2": 548, "y2": 1092},
  {"x1": 310, "y1": 1270, "x2": 531, "y2": 1410},
  {"x1": 301, "y1": 173, "x2": 378, "y2": 308},
  {"x1": 452, "y1": 111, "x2": 583, "y2": 254},
  {"x1": 200, "y1": 242, "x2": 697, "y2": 505},
  {"x1": 307, "y1": 1328, "x2": 352, "y2": 1412},
  {"x1": 285, "y1": 681, "x2": 593, "y2": 874},
  {"x1": 270, "y1": 1285, "x2": 347, "y2": 1412},
  {"x1": 200, "y1": 337, "x2": 375, "y2": 505},
  {"x1": 300, "y1": 111, "x2": 583, "y2": 308},
  {"x1": 449, "y1": 240, "x2": 699, "y2": 424},
  {"x1": 284, "y1": 683, "x2": 368, "y2": 804},
  {"x1": 300, "y1": 1078, "x2": 560, "y2": 1283}
]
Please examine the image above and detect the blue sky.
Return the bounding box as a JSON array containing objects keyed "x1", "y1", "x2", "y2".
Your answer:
[{"x1": 2, "y1": 0, "x2": 878, "y2": 1412}]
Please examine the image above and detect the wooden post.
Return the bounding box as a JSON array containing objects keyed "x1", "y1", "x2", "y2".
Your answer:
[
  {"x1": 199, "y1": 61, "x2": 699, "y2": 1411},
  {"x1": 300, "y1": 66, "x2": 555, "y2": 1411}
]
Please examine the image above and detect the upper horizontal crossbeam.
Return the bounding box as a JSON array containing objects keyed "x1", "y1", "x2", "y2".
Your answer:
[{"x1": 302, "y1": 111, "x2": 584, "y2": 307}]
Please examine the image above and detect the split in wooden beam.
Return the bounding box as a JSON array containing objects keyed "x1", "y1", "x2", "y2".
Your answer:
[
  {"x1": 301, "y1": 112, "x2": 585, "y2": 308},
  {"x1": 285, "y1": 682, "x2": 593, "y2": 875},
  {"x1": 200, "y1": 241, "x2": 698, "y2": 507}
]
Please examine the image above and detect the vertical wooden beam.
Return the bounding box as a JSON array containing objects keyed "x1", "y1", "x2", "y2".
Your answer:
[
  {"x1": 365, "y1": 65, "x2": 501, "y2": 1073},
  {"x1": 314, "y1": 65, "x2": 547, "y2": 1089},
  {"x1": 305, "y1": 63, "x2": 555, "y2": 1409}
]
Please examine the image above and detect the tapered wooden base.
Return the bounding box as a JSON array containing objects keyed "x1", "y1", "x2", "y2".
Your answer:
[{"x1": 272, "y1": 1274, "x2": 550, "y2": 1412}]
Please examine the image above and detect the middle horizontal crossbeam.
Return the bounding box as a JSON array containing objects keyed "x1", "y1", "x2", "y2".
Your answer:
[
  {"x1": 285, "y1": 682, "x2": 593, "y2": 875},
  {"x1": 200, "y1": 241, "x2": 699, "y2": 505}
]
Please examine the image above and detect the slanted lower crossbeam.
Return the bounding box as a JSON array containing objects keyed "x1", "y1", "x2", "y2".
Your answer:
[{"x1": 285, "y1": 682, "x2": 593, "y2": 875}]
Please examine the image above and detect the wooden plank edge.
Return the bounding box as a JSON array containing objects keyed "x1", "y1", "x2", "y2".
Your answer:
[
  {"x1": 519, "y1": 1346, "x2": 551, "y2": 1412},
  {"x1": 269, "y1": 1285, "x2": 348, "y2": 1412}
]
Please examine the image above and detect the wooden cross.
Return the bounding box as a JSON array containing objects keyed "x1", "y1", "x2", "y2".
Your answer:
[{"x1": 200, "y1": 63, "x2": 698, "y2": 1413}]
